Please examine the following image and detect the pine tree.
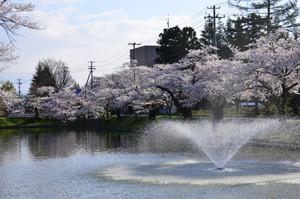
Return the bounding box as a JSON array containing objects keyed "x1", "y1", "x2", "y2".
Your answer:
[
  {"x1": 228, "y1": 0, "x2": 299, "y2": 34},
  {"x1": 29, "y1": 62, "x2": 56, "y2": 95},
  {"x1": 156, "y1": 26, "x2": 201, "y2": 64},
  {"x1": 29, "y1": 58, "x2": 76, "y2": 95},
  {"x1": 226, "y1": 13, "x2": 267, "y2": 51},
  {"x1": 200, "y1": 19, "x2": 232, "y2": 58}
]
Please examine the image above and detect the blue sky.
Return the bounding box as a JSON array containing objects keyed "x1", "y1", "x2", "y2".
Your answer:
[{"x1": 2, "y1": 0, "x2": 235, "y2": 94}]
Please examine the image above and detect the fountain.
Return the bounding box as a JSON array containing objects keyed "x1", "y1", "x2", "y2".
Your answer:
[
  {"x1": 139, "y1": 118, "x2": 281, "y2": 170},
  {"x1": 98, "y1": 118, "x2": 300, "y2": 193}
]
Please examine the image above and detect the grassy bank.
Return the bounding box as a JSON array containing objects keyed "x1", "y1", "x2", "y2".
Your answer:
[
  {"x1": 0, "y1": 117, "x2": 63, "y2": 128},
  {"x1": 92, "y1": 115, "x2": 150, "y2": 131},
  {"x1": 0, "y1": 116, "x2": 150, "y2": 130}
]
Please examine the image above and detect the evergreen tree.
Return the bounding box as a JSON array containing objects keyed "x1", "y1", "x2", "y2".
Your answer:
[
  {"x1": 29, "y1": 58, "x2": 76, "y2": 95},
  {"x1": 226, "y1": 13, "x2": 267, "y2": 51},
  {"x1": 156, "y1": 26, "x2": 201, "y2": 64},
  {"x1": 200, "y1": 19, "x2": 232, "y2": 58},
  {"x1": 1, "y1": 81, "x2": 17, "y2": 93},
  {"x1": 228, "y1": 0, "x2": 299, "y2": 34},
  {"x1": 29, "y1": 62, "x2": 56, "y2": 95}
]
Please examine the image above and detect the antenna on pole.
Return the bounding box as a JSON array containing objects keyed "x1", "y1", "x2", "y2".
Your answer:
[{"x1": 167, "y1": 14, "x2": 170, "y2": 28}]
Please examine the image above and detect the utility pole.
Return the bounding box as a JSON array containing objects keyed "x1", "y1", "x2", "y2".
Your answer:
[
  {"x1": 128, "y1": 42, "x2": 141, "y2": 61},
  {"x1": 85, "y1": 61, "x2": 96, "y2": 89},
  {"x1": 17, "y1": 79, "x2": 22, "y2": 97},
  {"x1": 205, "y1": 5, "x2": 225, "y2": 54},
  {"x1": 167, "y1": 14, "x2": 170, "y2": 28},
  {"x1": 128, "y1": 42, "x2": 141, "y2": 83}
]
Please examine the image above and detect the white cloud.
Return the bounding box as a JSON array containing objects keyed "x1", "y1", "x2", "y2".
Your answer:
[
  {"x1": 76, "y1": 9, "x2": 127, "y2": 21},
  {"x1": 30, "y1": 0, "x2": 85, "y2": 4},
  {"x1": 5, "y1": 5, "x2": 191, "y2": 91}
]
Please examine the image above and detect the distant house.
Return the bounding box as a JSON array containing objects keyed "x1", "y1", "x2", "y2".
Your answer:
[{"x1": 130, "y1": 45, "x2": 160, "y2": 67}]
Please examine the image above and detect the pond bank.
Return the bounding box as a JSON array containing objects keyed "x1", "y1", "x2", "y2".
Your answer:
[{"x1": 0, "y1": 116, "x2": 148, "y2": 132}]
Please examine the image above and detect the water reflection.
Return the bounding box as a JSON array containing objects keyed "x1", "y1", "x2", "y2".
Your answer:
[{"x1": 0, "y1": 128, "x2": 135, "y2": 164}]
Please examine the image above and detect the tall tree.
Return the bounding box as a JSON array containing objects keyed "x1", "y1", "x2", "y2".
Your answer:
[
  {"x1": 155, "y1": 26, "x2": 201, "y2": 64},
  {"x1": 200, "y1": 19, "x2": 233, "y2": 58},
  {"x1": 228, "y1": 0, "x2": 299, "y2": 34},
  {"x1": 46, "y1": 58, "x2": 76, "y2": 92},
  {"x1": 29, "y1": 58, "x2": 76, "y2": 95},
  {"x1": 29, "y1": 62, "x2": 56, "y2": 95},
  {"x1": 226, "y1": 13, "x2": 267, "y2": 51}
]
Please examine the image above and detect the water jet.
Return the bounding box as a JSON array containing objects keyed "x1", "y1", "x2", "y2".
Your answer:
[{"x1": 139, "y1": 118, "x2": 281, "y2": 170}]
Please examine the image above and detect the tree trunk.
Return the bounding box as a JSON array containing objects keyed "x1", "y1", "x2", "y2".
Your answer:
[
  {"x1": 148, "y1": 108, "x2": 157, "y2": 121},
  {"x1": 156, "y1": 85, "x2": 193, "y2": 120},
  {"x1": 280, "y1": 84, "x2": 288, "y2": 115},
  {"x1": 115, "y1": 108, "x2": 122, "y2": 121},
  {"x1": 213, "y1": 104, "x2": 224, "y2": 122},
  {"x1": 34, "y1": 107, "x2": 40, "y2": 120},
  {"x1": 182, "y1": 107, "x2": 192, "y2": 120}
]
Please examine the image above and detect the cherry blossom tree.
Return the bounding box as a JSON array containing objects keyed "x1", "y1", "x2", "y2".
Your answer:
[
  {"x1": 92, "y1": 60, "x2": 167, "y2": 121},
  {"x1": 0, "y1": 89, "x2": 20, "y2": 115},
  {"x1": 154, "y1": 47, "x2": 245, "y2": 120},
  {"x1": 128, "y1": 64, "x2": 167, "y2": 120},
  {"x1": 37, "y1": 87, "x2": 100, "y2": 122},
  {"x1": 0, "y1": 0, "x2": 40, "y2": 69},
  {"x1": 234, "y1": 30, "x2": 300, "y2": 115},
  {"x1": 154, "y1": 47, "x2": 217, "y2": 119}
]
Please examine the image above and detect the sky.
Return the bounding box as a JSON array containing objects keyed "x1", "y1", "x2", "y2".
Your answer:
[{"x1": 1, "y1": 0, "x2": 238, "y2": 94}]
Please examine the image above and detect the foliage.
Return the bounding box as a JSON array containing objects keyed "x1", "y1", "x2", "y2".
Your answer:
[
  {"x1": 29, "y1": 61, "x2": 56, "y2": 95},
  {"x1": 228, "y1": 0, "x2": 300, "y2": 34},
  {"x1": 29, "y1": 59, "x2": 76, "y2": 95},
  {"x1": 200, "y1": 19, "x2": 232, "y2": 58},
  {"x1": 234, "y1": 30, "x2": 300, "y2": 115},
  {"x1": 226, "y1": 13, "x2": 267, "y2": 51},
  {"x1": 155, "y1": 26, "x2": 201, "y2": 64},
  {"x1": 1, "y1": 80, "x2": 16, "y2": 92},
  {"x1": 4, "y1": 29, "x2": 300, "y2": 122},
  {"x1": 0, "y1": 0, "x2": 40, "y2": 69},
  {"x1": 39, "y1": 87, "x2": 99, "y2": 122}
]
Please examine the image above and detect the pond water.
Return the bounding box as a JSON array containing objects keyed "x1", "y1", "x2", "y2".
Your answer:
[{"x1": 0, "y1": 127, "x2": 300, "y2": 199}]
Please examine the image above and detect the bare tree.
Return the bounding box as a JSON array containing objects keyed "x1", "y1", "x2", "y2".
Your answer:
[
  {"x1": 47, "y1": 58, "x2": 76, "y2": 92},
  {"x1": 29, "y1": 58, "x2": 76, "y2": 95}
]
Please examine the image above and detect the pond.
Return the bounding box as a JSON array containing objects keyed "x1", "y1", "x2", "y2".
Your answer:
[{"x1": 0, "y1": 126, "x2": 300, "y2": 199}]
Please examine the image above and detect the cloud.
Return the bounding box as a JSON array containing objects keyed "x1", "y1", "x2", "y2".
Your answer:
[
  {"x1": 8, "y1": 5, "x2": 191, "y2": 90},
  {"x1": 30, "y1": 0, "x2": 85, "y2": 4},
  {"x1": 76, "y1": 9, "x2": 127, "y2": 21}
]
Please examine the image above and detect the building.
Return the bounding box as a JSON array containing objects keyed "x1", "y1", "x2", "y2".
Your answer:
[{"x1": 130, "y1": 45, "x2": 160, "y2": 67}]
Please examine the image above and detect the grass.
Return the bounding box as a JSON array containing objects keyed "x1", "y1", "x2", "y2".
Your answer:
[
  {"x1": 0, "y1": 117, "x2": 62, "y2": 128},
  {"x1": 98, "y1": 115, "x2": 149, "y2": 130}
]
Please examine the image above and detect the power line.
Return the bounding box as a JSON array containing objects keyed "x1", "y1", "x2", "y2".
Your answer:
[
  {"x1": 85, "y1": 61, "x2": 96, "y2": 88},
  {"x1": 128, "y1": 42, "x2": 141, "y2": 60},
  {"x1": 205, "y1": 5, "x2": 225, "y2": 54}
]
